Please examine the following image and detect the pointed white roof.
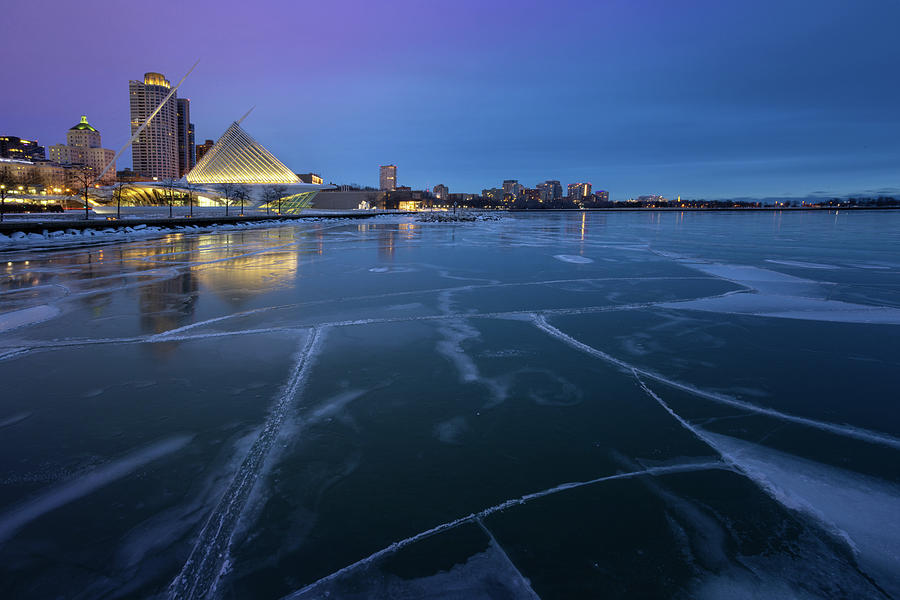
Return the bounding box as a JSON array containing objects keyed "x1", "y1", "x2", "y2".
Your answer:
[{"x1": 186, "y1": 122, "x2": 300, "y2": 184}]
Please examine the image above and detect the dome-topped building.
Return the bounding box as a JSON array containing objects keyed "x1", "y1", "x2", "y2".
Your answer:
[
  {"x1": 49, "y1": 115, "x2": 116, "y2": 184},
  {"x1": 67, "y1": 116, "x2": 101, "y2": 149}
]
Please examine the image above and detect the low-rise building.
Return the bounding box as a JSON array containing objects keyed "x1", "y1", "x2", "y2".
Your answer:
[{"x1": 0, "y1": 136, "x2": 46, "y2": 161}]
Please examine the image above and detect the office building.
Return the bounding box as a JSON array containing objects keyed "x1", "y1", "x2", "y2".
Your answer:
[
  {"x1": 176, "y1": 98, "x2": 195, "y2": 177},
  {"x1": 129, "y1": 72, "x2": 179, "y2": 179},
  {"x1": 433, "y1": 183, "x2": 449, "y2": 200},
  {"x1": 379, "y1": 165, "x2": 397, "y2": 191},
  {"x1": 0, "y1": 136, "x2": 45, "y2": 161},
  {"x1": 196, "y1": 139, "x2": 215, "y2": 162},
  {"x1": 48, "y1": 115, "x2": 116, "y2": 184}
]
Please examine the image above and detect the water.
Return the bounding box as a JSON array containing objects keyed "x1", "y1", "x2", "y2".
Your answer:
[{"x1": 0, "y1": 210, "x2": 898, "y2": 599}]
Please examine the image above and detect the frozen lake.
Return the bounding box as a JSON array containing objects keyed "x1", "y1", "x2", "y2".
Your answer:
[{"x1": 1, "y1": 210, "x2": 899, "y2": 599}]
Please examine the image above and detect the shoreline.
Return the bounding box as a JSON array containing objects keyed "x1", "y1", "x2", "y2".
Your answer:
[{"x1": 0, "y1": 210, "x2": 388, "y2": 236}]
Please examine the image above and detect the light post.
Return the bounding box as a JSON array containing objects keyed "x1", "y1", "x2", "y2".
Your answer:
[{"x1": 0, "y1": 184, "x2": 5, "y2": 223}]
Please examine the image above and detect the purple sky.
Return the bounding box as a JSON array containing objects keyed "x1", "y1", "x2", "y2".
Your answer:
[{"x1": 3, "y1": 0, "x2": 899, "y2": 199}]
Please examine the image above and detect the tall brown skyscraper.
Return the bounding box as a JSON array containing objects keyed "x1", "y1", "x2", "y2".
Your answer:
[{"x1": 379, "y1": 164, "x2": 397, "y2": 191}]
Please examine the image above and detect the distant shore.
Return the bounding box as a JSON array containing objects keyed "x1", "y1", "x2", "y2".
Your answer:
[{"x1": 508, "y1": 206, "x2": 900, "y2": 213}]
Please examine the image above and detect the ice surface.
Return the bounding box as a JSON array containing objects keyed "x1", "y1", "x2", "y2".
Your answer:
[
  {"x1": 0, "y1": 435, "x2": 192, "y2": 544},
  {"x1": 1, "y1": 211, "x2": 898, "y2": 597}
]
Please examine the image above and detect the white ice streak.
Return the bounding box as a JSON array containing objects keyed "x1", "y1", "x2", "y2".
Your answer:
[
  {"x1": 169, "y1": 327, "x2": 325, "y2": 600},
  {"x1": 435, "y1": 290, "x2": 509, "y2": 405},
  {"x1": 0, "y1": 305, "x2": 61, "y2": 332},
  {"x1": 531, "y1": 314, "x2": 900, "y2": 450},
  {"x1": 309, "y1": 389, "x2": 368, "y2": 421},
  {"x1": 553, "y1": 254, "x2": 594, "y2": 264},
  {"x1": 0, "y1": 434, "x2": 192, "y2": 544},
  {"x1": 701, "y1": 432, "x2": 900, "y2": 598},
  {"x1": 764, "y1": 259, "x2": 839, "y2": 270},
  {"x1": 661, "y1": 293, "x2": 900, "y2": 325},
  {"x1": 0, "y1": 412, "x2": 31, "y2": 429},
  {"x1": 282, "y1": 461, "x2": 724, "y2": 599},
  {"x1": 653, "y1": 250, "x2": 900, "y2": 324}
]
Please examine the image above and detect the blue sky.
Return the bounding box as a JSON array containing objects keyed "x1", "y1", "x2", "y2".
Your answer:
[{"x1": 3, "y1": 0, "x2": 899, "y2": 199}]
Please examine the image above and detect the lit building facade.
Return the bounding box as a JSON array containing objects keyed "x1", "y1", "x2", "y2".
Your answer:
[
  {"x1": 195, "y1": 139, "x2": 215, "y2": 162},
  {"x1": 0, "y1": 136, "x2": 45, "y2": 161},
  {"x1": 0, "y1": 159, "x2": 67, "y2": 191},
  {"x1": 568, "y1": 182, "x2": 592, "y2": 203},
  {"x1": 176, "y1": 98, "x2": 195, "y2": 177},
  {"x1": 379, "y1": 164, "x2": 397, "y2": 191},
  {"x1": 481, "y1": 188, "x2": 504, "y2": 205},
  {"x1": 433, "y1": 183, "x2": 449, "y2": 200},
  {"x1": 297, "y1": 173, "x2": 324, "y2": 184},
  {"x1": 502, "y1": 179, "x2": 523, "y2": 200},
  {"x1": 48, "y1": 116, "x2": 116, "y2": 184},
  {"x1": 129, "y1": 72, "x2": 179, "y2": 179}
]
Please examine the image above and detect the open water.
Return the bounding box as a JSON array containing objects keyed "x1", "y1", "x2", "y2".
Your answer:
[{"x1": 0, "y1": 210, "x2": 898, "y2": 599}]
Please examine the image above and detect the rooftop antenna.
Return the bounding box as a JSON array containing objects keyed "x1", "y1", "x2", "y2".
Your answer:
[
  {"x1": 237, "y1": 106, "x2": 255, "y2": 125},
  {"x1": 96, "y1": 59, "x2": 200, "y2": 183}
]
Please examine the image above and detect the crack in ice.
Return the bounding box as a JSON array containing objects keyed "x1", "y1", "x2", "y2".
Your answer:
[
  {"x1": 281, "y1": 461, "x2": 725, "y2": 599},
  {"x1": 168, "y1": 327, "x2": 325, "y2": 600},
  {"x1": 531, "y1": 314, "x2": 900, "y2": 450}
]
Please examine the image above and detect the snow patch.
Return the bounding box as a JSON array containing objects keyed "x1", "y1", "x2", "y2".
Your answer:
[
  {"x1": 553, "y1": 254, "x2": 594, "y2": 264},
  {"x1": 0, "y1": 305, "x2": 61, "y2": 332}
]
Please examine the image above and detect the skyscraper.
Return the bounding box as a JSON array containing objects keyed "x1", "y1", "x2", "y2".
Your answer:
[
  {"x1": 379, "y1": 165, "x2": 397, "y2": 191},
  {"x1": 129, "y1": 72, "x2": 179, "y2": 179},
  {"x1": 176, "y1": 98, "x2": 195, "y2": 177}
]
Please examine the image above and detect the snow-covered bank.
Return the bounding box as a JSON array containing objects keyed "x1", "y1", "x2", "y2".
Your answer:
[{"x1": 0, "y1": 214, "x2": 409, "y2": 250}]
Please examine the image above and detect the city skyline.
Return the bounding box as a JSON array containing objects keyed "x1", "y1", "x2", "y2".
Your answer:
[{"x1": 3, "y1": 0, "x2": 899, "y2": 200}]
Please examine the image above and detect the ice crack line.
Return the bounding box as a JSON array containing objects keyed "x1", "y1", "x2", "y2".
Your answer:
[
  {"x1": 0, "y1": 292, "x2": 746, "y2": 360},
  {"x1": 531, "y1": 314, "x2": 900, "y2": 450},
  {"x1": 475, "y1": 518, "x2": 542, "y2": 600},
  {"x1": 168, "y1": 327, "x2": 326, "y2": 600},
  {"x1": 281, "y1": 461, "x2": 724, "y2": 599}
]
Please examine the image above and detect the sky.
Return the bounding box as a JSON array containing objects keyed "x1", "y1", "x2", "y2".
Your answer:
[{"x1": 3, "y1": 0, "x2": 899, "y2": 200}]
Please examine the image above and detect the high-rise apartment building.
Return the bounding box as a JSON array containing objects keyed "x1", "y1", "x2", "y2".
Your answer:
[
  {"x1": 129, "y1": 72, "x2": 179, "y2": 179},
  {"x1": 379, "y1": 164, "x2": 397, "y2": 191},
  {"x1": 568, "y1": 182, "x2": 592, "y2": 203},
  {"x1": 48, "y1": 116, "x2": 116, "y2": 184},
  {"x1": 176, "y1": 98, "x2": 195, "y2": 177},
  {"x1": 536, "y1": 180, "x2": 563, "y2": 202}
]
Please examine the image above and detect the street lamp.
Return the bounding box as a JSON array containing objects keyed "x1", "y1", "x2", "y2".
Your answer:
[{"x1": 0, "y1": 184, "x2": 5, "y2": 223}]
